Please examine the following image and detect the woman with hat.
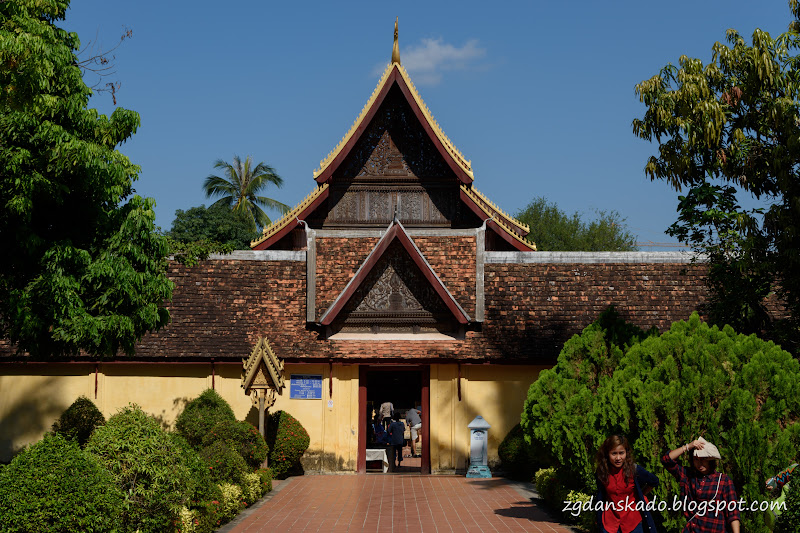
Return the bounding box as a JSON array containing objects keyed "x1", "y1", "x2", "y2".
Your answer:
[{"x1": 662, "y1": 437, "x2": 741, "y2": 533}]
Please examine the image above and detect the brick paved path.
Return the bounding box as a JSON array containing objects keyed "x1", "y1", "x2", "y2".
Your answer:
[{"x1": 221, "y1": 475, "x2": 574, "y2": 533}]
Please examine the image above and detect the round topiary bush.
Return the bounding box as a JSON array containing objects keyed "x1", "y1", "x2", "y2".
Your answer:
[
  {"x1": 199, "y1": 440, "x2": 250, "y2": 486},
  {"x1": 0, "y1": 433, "x2": 123, "y2": 533},
  {"x1": 266, "y1": 410, "x2": 310, "y2": 479},
  {"x1": 498, "y1": 423, "x2": 538, "y2": 481},
  {"x1": 176, "y1": 389, "x2": 236, "y2": 448},
  {"x1": 51, "y1": 396, "x2": 105, "y2": 446},
  {"x1": 202, "y1": 419, "x2": 268, "y2": 470},
  {"x1": 86, "y1": 404, "x2": 192, "y2": 533}
]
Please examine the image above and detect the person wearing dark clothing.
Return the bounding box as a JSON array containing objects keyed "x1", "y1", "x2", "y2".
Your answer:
[
  {"x1": 387, "y1": 414, "x2": 406, "y2": 468},
  {"x1": 662, "y1": 437, "x2": 740, "y2": 533}
]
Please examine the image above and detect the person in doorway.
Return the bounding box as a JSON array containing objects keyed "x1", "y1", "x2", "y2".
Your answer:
[
  {"x1": 406, "y1": 405, "x2": 422, "y2": 457},
  {"x1": 662, "y1": 436, "x2": 740, "y2": 533},
  {"x1": 387, "y1": 413, "x2": 406, "y2": 469},
  {"x1": 379, "y1": 401, "x2": 394, "y2": 430}
]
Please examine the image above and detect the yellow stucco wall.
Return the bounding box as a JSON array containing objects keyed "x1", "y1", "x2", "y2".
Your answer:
[
  {"x1": 0, "y1": 362, "x2": 542, "y2": 472},
  {"x1": 429, "y1": 364, "x2": 547, "y2": 473}
]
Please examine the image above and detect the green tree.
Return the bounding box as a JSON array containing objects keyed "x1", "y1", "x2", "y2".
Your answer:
[
  {"x1": 515, "y1": 197, "x2": 637, "y2": 251},
  {"x1": 0, "y1": 0, "x2": 172, "y2": 358},
  {"x1": 203, "y1": 155, "x2": 289, "y2": 231},
  {"x1": 168, "y1": 203, "x2": 258, "y2": 249},
  {"x1": 632, "y1": 1, "x2": 800, "y2": 349}
]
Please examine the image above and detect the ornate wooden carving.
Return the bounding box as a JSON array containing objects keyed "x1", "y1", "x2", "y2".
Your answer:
[
  {"x1": 333, "y1": 242, "x2": 455, "y2": 334},
  {"x1": 310, "y1": 86, "x2": 469, "y2": 228}
]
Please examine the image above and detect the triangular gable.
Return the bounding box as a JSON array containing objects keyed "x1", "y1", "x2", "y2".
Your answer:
[
  {"x1": 313, "y1": 63, "x2": 474, "y2": 185},
  {"x1": 318, "y1": 220, "x2": 470, "y2": 326}
]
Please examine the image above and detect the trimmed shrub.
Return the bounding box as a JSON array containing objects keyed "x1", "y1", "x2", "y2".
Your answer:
[
  {"x1": 217, "y1": 483, "x2": 246, "y2": 523},
  {"x1": 171, "y1": 433, "x2": 219, "y2": 504},
  {"x1": 256, "y1": 467, "x2": 273, "y2": 494},
  {"x1": 176, "y1": 389, "x2": 236, "y2": 448},
  {"x1": 202, "y1": 419, "x2": 268, "y2": 470},
  {"x1": 51, "y1": 395, "x2": 105, "y2": 446},
  {"x1": 0, "y1": 433, "x2": 123, "y2": 533},
  {"x1": 86, "y1": 405, "x2": 192, "y2": 533},
  {"x1": 498, "y1": 423, "x2": 538, "y2": 481},
  {"x1": 522, "y1": 310, "x2": 800, "y2": 533},
  {"x1": 199, "y1": 440, "x2": 249, "y2": 486},
  {"x1": 266, "y1": 410, "x2": 310, "y2": 478}
]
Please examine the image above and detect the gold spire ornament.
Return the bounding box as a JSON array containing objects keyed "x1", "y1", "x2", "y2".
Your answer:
[{"x1": 392, "y1": 17, "x2": 401, "y2": 65}]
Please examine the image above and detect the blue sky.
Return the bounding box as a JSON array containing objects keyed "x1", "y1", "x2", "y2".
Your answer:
[{"x1": 64, "y1": 1, "x2": 792, "y2": 248}]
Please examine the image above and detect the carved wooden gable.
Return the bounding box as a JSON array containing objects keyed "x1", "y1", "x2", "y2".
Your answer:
[
  {"x1": 331, "y1": 241, "x2": 455, "y2": 334},
  {"x1": 309, "y1": 86, "x2": 473, "y2": 229}
]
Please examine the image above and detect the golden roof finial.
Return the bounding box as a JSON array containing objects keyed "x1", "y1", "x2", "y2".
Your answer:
[{"x1": 392, "y1": 17, "x2": 401, "y2": 65}]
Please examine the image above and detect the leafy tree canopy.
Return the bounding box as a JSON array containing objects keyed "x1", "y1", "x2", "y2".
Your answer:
[
  {"x1": 515, "y1": 196, "x2": 637, "y2": 251},
  {"x1": 168, "y1": 203, "x2": 258, "y2": 250},
  {"x1": 633, "y1": 0, "x2": 800, "y2": 348},
  {"x1": 203, "y1": 155, "x2": 289, "y2": 231},
  {"x1": 0, "y1": 0, "x2": 172, "y2": 358}
]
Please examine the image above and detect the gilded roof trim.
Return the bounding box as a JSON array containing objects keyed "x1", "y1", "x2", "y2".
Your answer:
[
  {"x1": 461, "y1": 185, "x2": 537, "y2": 251},
  {"x1": 467, "y1": 186, "x2": 530, "y2": 235},
  {"x1": 250, "y1": 184, "x2": 329, "y2": 249},
  {"x1": 312, "y1": 63, "x2": 473, "y2": 181}
]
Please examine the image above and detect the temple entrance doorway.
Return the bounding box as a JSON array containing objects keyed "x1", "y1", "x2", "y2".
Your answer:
[{"x1": 358, "y1": 366, "x2": 430, "y2": 474}]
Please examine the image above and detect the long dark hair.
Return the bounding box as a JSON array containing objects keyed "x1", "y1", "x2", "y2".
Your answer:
[{"x1": 596, "y1": 435, "x2": 636, "y2": 486}]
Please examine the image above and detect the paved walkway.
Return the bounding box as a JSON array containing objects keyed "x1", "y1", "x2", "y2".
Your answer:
[{"x1": 221, "y1": 475, "x2": 575, "y2": 533}]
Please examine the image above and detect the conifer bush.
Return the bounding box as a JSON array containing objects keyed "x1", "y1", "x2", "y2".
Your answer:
[
  {"x1": 0, "y1": 433, "x2": 123, "y2": 533},
  {"x1": 86, "y1": 405, "x2": 192, "y2": 533},
  {"x1": 176, "y1": 389, "x2": 236, "y2": 447},
  {"x1": 522, "y1": 310, "x2": 800, "y2": 532},
  {"x1": 266, "y1": 410, "x2": 310, "y2": 478},
  {"x1": 51, "y1": 396, "x2": 105, "y2": 446}
]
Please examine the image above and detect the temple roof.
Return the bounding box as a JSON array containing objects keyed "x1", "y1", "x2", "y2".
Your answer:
[
  {"x1": 250, "y1": 183, "x2": 329, "y2": 249},
  {"x1": 252, "y1": 27, "x2": 536, "y2": 252},
  {"x1": 318, "y1": 219, "x2": 470, "y2": 326},
  {"x1": 313, "y1": 62, "x2": 474, "y2": 184}
]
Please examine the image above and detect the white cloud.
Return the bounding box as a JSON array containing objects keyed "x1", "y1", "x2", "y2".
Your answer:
[{"x1": 373, "y1": 38, "x2": 487, "y2": 86}]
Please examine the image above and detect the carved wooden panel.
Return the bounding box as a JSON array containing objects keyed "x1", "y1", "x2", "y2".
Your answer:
[
  {"x1": 324, "y1": 186, "x2": 458, "y2": 226},
  {"x1": 338, "y1": 88, "x2": 452, "y2": 180},
  {"x1": 333, "y1": 241, "x2": 454, "y2": 333}
]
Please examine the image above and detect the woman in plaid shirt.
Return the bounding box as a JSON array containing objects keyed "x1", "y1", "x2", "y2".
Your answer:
[{"x1": 661, "y1": 438, "x2": 741, "y2": 533}]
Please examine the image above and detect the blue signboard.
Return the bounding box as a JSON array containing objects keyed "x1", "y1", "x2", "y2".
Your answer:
[{"x1": 290, "y1": 374, "x2": 323, "y2": 399}]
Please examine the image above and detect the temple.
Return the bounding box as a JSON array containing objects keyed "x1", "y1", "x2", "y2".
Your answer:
[{"x1": 0, "y1": 23, "x2": 707, "y2": 472}]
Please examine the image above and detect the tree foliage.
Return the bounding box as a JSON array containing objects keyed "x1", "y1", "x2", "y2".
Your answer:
[
  {"x1": 515, "y1": 197, "x2": 637, "y2": 251},
  {"x1": 169, "y1": 203, "x2": 258, "y2": 250},
  {"x1": 633, "y1": 1, "x2": 800, "y2": 349},
  {"x1": 522, "y1": 310, "x2": 800, "y2": 532},
  {"x1": 0, "y1": 0, "x2": 172, "y2": 358},
  {"x1": 203, "y1": 155, "x2": 289, "y2": 231}
]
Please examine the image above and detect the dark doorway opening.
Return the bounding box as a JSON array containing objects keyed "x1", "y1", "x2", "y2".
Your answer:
[{"x1": 358, "y1": 366, "x2": 429, "y2": 474}]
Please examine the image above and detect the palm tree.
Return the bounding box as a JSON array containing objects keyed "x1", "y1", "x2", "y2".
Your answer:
[{"x1": 203, "y1": 155, "x2": 290, "y2": 230}]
